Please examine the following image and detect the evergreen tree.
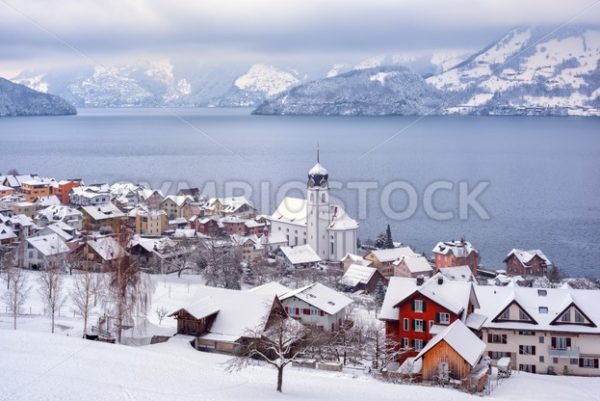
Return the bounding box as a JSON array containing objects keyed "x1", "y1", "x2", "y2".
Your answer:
[
  {"x1": 373, "y1": 280, "x2": 387, "y2": 308},
  {"x1": 384, "y1": 224, "x2": 394, "y2": 249},
  {"x1": 547, "y1": 264, "x2": 562, "y2": 283}
]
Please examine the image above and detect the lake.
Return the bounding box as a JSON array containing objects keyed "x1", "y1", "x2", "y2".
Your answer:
[{"x1": 0, "y1": 108, "x2": 599, "y2": 277}]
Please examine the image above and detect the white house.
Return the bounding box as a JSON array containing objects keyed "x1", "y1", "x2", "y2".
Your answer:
[
  {"x1": 279, "y1": 244, "x2": 322, "y2": 268},
  {"x1": 25, "y1": 233, "x2": 70, "y2": 269},
  {"x1": 280, "y1": 283, "x2": 353, "y2": 331},
  {"x1": 269, "y1": 157, "x2": 358, "y2": 261}
]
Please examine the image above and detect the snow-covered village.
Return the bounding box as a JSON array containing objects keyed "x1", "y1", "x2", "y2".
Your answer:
[
  {"x1": 1, "y1": 157, "x2": 599, "y2": 401},
  {"x1": 2, "y1": 1, "x2": 600, "y2": 401}
]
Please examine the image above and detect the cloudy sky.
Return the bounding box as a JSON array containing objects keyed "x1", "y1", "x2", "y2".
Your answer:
[{"x1": 1, "y1": 0, "x2": 599, "y2": 77}]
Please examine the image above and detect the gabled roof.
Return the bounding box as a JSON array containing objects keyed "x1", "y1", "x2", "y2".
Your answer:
[
  {"x1": 280, "y1": 283, "x2": 353, "y2": 315},
  {"x1": 394, "y1": 255, "x2": 433, "y2": 273},
  {"x1": 341, "y1": 253, "x2": 372, "y2": 266},
  {"x1": 439, "y1": 265, "x2": 473, "y2": 282},
  {"x1": 415, "y1": 320, "x2": 486, "y2": 367},
  {"x1": 162, "y1": 195, "x2": 193, "y2": 207},
  {"x1": 87, "y1": 237, "x2": 126, "y2": 261},
  {"x1": 475, "y1": 286, "x2": 600, "y2": 333},
  {"x1": 504, "y1": 248, "x2": 551, "y2": 267},
  {"x1": 340, "y1": 264, "x2": 379, "y2": 287},
  {"x1": 368, "y1": 246, "x2": 417, "y2": 263},
  {"x1": 82, "y1": 203, "x2": 125, "y2": 221},
  {"x1": 270, "y1": 197, "x2": 307, "y2": 226},
  {"x1": 249, "y1": 281, "x2": 293, "y2": 297},
  {"x1": 379, "y1": 273, "x2": 476, "y2": 321},
  {"x1": 27, "y1": 234, "x2": 70, "y2": 257},
  {"x1": 170, "y1": 297, "x2": 220, "y2": 320},
  {"x1": 280, "y1": 244, "x2": 321, "y2": 265},
  {"x1": 0, "y1": 223, "x2": 17, "y2": 241}
]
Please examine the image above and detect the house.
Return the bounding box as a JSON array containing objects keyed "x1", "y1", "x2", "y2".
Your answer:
[
  {"x1": 503, "y1": 248, "x2": 551, "y2": 276},
  {"x1": 244, "y1": 218, "x2": 267, "y2": 235},
  {"x1": 341, "y1": 253, "x2": 372, "y2": 272},
  {"x1": 222, "y1": 216, "x2": 247, "y2": 235},
  {"x1": 364, "y1": 246, "x2": 418, "y2": 277},
  {"x1": 204, "y1": 196, "x2": 256, "y2": 219},
  {"x1": 0, "y1": 199, "x2": 37, "y2": 218},
  {"x1": 249, "y1": 281, "x2": 293, "y2": 298},
  {"x1": 81, "y1": 236, "x2": 127, "y2": 270},
  {"x1": 415, "y1": 320, "x2": 488, "y2": 392},
  {"x1": 129, "y1": 236, "x2": 187, "y2": 273},
  {"x1": 81, "y1": 203, "x2": 126, "y2": 232},
  {"x1": 393, "y1": 255, "x2": 434, "y2": 278},
  {"x1": 268, "y1": 159, "x2": 358, "y2": 261},
  {"x1": 69, "y1": 185, "x2": 111, "y2": 206},
  {"x1": 2, "y1": 174, "x2": 38, "y2": 189},
  {"x1": 18, "y1": 177, "x2": 55, "y2": 202},
  {"x1": 475, "y1": 285, "x2": 600, "y2": 376},
  {"x1": 258, "y1": 231, "x2": 288, "y2": 254},
  {"x1": 133, "y1": 207, "x2": 168, "y2": 237},
  {"x1": 339, "y1": 264, "x2": 387, "y2": 293},
  {"x1": 280, "y1": 283, "x2": 353, "y2": 331},
  {"x1": 230, "y1": 234, "x2": 264, "y2": 264},
  {"x1": 0, "y1": 184, "x2": 15, "y2": 197},
  {"x1": 160, "y1": 195, "x2": 193, "y2": 220},
  {"x1": 194, "y1": 216, "x2": 222, "y2": 237},
  {"x1": 140, "y1": 189, "x2": 164, "y2": 210},
  {"x1": 36, "y1": 204, "x2": 83, "y2": 230},
  {"x1": 379, "y1": 273, "x2": 480, "y2": 363},
  {"x1": 24, "y1": 233, "x2": 70, "y2": 269},
  {"x1": 52, "y1": 179, "x2": 82, "y2": 204},
  {"x1": 39, "y1": 222, "x2": 78, "y2": 242},
  {"x1": 279, "y1": 244, "x2": 321, "y2": 269},
  {"x1": 169, "y1": 286, "x2": 285, "y2": 354},
  {"x1": 0, "y1": 223, "x2": 17, "y2": 245},
  {"x1": 432, "y1": 240, "x2": 479, "y2": 276}
]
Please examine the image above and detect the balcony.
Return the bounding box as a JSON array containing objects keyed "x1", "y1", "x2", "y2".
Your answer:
[{"x1": 548, "y1": 346, "x2": 580, "y2": 358}]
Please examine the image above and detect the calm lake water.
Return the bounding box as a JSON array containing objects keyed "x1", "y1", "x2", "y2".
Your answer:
[{"x1": 1, "y1": 108, "x2": 599, "y2": 277}]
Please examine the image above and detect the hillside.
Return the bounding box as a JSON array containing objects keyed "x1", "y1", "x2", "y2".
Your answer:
[
  {"x1": 253, "y1": 66, "x2": 442, "y2": 115},
  {"x1": 0, "y1": 78, "x2": 76, "y2": 117}
]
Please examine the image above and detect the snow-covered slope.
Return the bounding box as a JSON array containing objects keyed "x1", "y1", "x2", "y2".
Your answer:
[
  {"x1": 428, "y1": 26, "x2": 600, "y2": 116},
  {"x1": 215, "y1": 64, "x2": 300, "y2": 107},
  {"x1": 254, "y1": 66, "x2": 442, "y2": 116},
  {"x1": 0, "y1": 77, "x2": 76, "y2": 116}
]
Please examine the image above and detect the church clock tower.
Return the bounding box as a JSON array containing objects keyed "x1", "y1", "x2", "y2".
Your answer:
[{"x1": 306, "y1": 150, "x2": 330, "y2": 259}]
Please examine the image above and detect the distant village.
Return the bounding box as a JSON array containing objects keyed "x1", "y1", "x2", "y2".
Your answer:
[{"x1": 1, "y1": 160, "x2": 599, "y2": 394}]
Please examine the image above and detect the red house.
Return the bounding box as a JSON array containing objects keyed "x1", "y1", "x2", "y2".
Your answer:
[
  {"x1": 432, "y1": 240, "x2": 479, "y2": 276},
  {"x1": 194, "y1": 216, "x2": 221, "y2": 237},
  {"x1": 503, "y1": 248, "x2": 551, "y2": 276},
  {"x1": 379, "y1": 273, "x2": 480, "y2": 363}
]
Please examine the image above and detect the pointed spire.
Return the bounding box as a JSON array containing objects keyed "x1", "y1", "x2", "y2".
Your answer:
[{"x1": 317, "y1": 143, "x2": 320, "y2": 163}]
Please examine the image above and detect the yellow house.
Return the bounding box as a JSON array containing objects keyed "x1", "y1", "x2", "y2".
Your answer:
[{"x1": 135, "y1": 209, "x2": 168, "y2": 237}]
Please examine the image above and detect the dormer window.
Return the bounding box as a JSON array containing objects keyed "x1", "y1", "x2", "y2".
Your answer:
[
  {"x1": 499, "y1": 309, "x2": 510, "y2": 320},
  {"x1": 539, "y1": 307, "x2": 548, "y2": 314},
  {"x1": 560, "y1": 310, "x2": 571, "y2": 322},
  {"x1": 519, "y1": 309, "x2": 530, "y2": 321},
  {"x1": 575, "y1": 309, "x2": 585, "y2": 323},
  {"x1": 537, "y1": 289, "x2": 547, "y2": 296}
]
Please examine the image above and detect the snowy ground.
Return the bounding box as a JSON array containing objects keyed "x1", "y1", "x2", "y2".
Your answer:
[{"x1": 1, "y1": 329, "x2": 598, "y2": 401}]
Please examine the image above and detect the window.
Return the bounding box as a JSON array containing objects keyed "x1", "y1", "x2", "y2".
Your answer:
[
  {"x1": 574, "y1": 309, "x2": 585, "y2": 323},
  {"x1": 499, "y1": 309, "x2": 510, "y2": 320},
  {"x1": 552, "y1": 336, "x2": 571, "y2": 350},
  {"x1": 414, "y1": 319, "x2": 424, "y2": 332},
  {"x1": 414, "y1": 300, "x2": 423, "y2": 313},
  {"x1": 488, "y1": 351, "x2": 511, "y2": 359},
  {"x1": 579, "y1": 358, "x2": 599, "y2": 368},
  {"x1": 537, "y1": 289, "x2": 547, "y2": 296},
  {"x1": 488, "y1": 333, "x2": 508, "y2": 344},
  {"x1": 539, "y1": 356, "x2": 544, "y2": 363},
  {"x1": 518, "y1": 330, "x2": 535, "y2": 336},
  {"x1": 437, "y1": 312, "x2": 450, "y2": 325},
  {"x1": 553, "y1": 357, "x2": 559, "y2": 364},
  {"x1": 402, "y1": 338, "x2": 409, "y2": 349},
  {"x1": 560, "y1": 310, "x2": 571, "y2": 322},
  {"x1": 519, "y1": 345, "x2": 536, "y2": 355},
  {"x1": 414, "y1": 339, "x2": 424, "y2": 351},
  {"x1": 539, "y1": 336, "x2": 545, "y2": 344},
  {"x1": 539, "y1": 306, "x2": 548, "y2": 314},
  {"x1": 570, "y1": 358, "x2": 579, "y2": 365},
  {"x1": 519, "y1": 309, "x2": 530, "y2": 321},
  {"x1": 519, "y1": 364, "x2": 536, "y2": 373},
  {"x1": 403, "y1": 318, "x2": 409, "y2": 331}
]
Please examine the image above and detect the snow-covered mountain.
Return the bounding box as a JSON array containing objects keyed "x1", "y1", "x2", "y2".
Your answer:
[
  {"x1": 253, "y1": 66, "x2": 442, "y2": 116},
  {"x1": 428, "y1": 26, "x2": 600, "y2": 116},
  {"x1": 0, "y1": 77, "x2": 76, "y2": 117},
  {"x1": 214, "y1": 64, "x2": 300, "y2": 107}
]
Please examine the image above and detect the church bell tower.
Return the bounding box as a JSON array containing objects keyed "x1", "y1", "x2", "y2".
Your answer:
[{"x1": 307, "y1": 147, "x2": 330, "y2": 259}]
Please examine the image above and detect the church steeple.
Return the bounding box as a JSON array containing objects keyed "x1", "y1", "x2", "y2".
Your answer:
[{"x1": 308, "y1": 146, "x2": 328, "y2": 188}]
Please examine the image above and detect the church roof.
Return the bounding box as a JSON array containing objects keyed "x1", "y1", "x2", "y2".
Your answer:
[{"x1": 308, "y1": 162, "x2": 328, "y2": 176}]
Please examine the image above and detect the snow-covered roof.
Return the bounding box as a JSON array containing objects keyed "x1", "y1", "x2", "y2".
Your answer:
[
  {"x1": 341, "y1": 253, "x2": 372, "y2": 266},
  {"x1": 37, "y1": 204, "x2": 82, "y2": 222},
  {"x1": 87, "y1": 237, "x2": 126, "y2": 261},
  {"x1": 27, "y1": 233, "x2": 70, "y2": 257},
  {"x1": 308, "y1": 162, "x2": 328, "y2": 176},
  {"x1": 270, "y1": 197, "x2": 307, "y2": 226},
  {"x1": 82, "y1": 203, "x2": 125, "y2": 221},
  {"x1": 281, "y1": 283, "x2": 352, "y2": 315},
  {"x1": 432, "y1": 240, "x2": 477, "y2": 258},
  {"x1": 43, "y1": 223, "x2": 74, "y2": 241},
  {"x1": 206, "y1": 196, "x2": 255, "y2": 214},
  {"x1": 340, "y1": 264, "x2": 379, "y2": 287},
  {"x1": 280, "y1": 244, "x2": 321, "y2": 265},
  {"x1": 475, "y1": 285, "x2": 600, "y2": 334},
  {"x1": 439, "y1": 265, "x2": 473, "y2": 282},
  {"x1": 394, "y1": 255, "x2": 433, "y2": 273},
  {"x1": 328, "y1": 205, "x2": 358, "y2": 230},
  {"x1": 170, "y1": 286, "x2": 278, "y2": 339},
  {"x1": 172, "y1": 297, "x2": 220, "y2": 320},
  {"x1": 130, "y1": 236, "x2": 178, "y2": 255},
  {"x1": 259, "y1": 232, "x2": 288, "y2": 246},
  {"x1": 249, "y1": 281, "x2": 293, "y2": 297},
  {"x1": 415, "y1": 320, "x2": 486, "y2": 367},
  {"x1": 379, "y1": 273, "x2": 476, "y2": 321},
  {"x1": 368, "y1": 246, "x2": 417, "y2": 263},
  {"x1": 162, "y1": 195, "x2": 193, "y2": 207},
  {"x1": 504, "y1": 248, "x2": 551, "y2": 266},
  {"x1": 36, "y1": 195, "x2": 61, "y2": 207},
  {"x1": 0, "y1": 223, "x2": 17, "y2": 241}
]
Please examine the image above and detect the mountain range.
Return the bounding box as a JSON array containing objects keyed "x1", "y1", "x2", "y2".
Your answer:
[{"x1": 9, "y1": 25, "x2": 600, "y2": 116}]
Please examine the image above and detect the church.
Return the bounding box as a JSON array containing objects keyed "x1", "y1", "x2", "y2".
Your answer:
[{"x1": 269, "y1": 156, "x2": 359, "y2": 261}]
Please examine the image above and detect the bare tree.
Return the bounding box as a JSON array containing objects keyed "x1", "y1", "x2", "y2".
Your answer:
[
  {"x1": 71, "y1": 266, "x2": 95, "y2": 337},
  {"x1": 155, "y1": 306, "x2": 168, "y2": 325},
  {"x1": 38, "y1": 261, "x2": 65, "y2": 334},
  {"x1": 227, "y1": 313, "x2": 317, "y2": 392},
  {"x1": 165, "y1": 238, "x2": 199, "y2": 278},
  {"x1": 202, "y1": 239, "x2": 242, "y2": 289},
  {"x1": 2, "y1": 267, "x2": 29, "y2": 329}
]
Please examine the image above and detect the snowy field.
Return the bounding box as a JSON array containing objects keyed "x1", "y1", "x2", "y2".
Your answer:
[{"x1": 1, "y1": 272, "x2": 599, "y2": 401}]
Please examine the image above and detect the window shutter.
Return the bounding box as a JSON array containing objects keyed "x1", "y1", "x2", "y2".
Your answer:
[
  {"x1": 532, "y1": 346, "x2": 536, "y2": 355},
  {"x1": 579, "y1": 358, "x2": 584, "y2": 368},
  {"x1": 422, "y1": 302, "x2": 426, "y2": 312},
  {"x1": 595, "y1": 359, "x2": 599, "y2": 369},
  {"x1": 487, "y1": 333, "x2": 492, "y2": 343},
  {"x1": 502, "y1": 335, "x2": 507, "y2": 344},
  {"x1": 412, "y1": 319, "x2": 416, "y2": 331},
  {"x1": 412, "y1": 300, "x2": 416, "y2": 311},
  {"x1": 436, "y1": 312, "x2": 440, "y2": 323},
  {"x1": 551, "y1": 337, "x2": 556, "y2": 349},
  {"x1": 566, "y1": 338, "x2": 572, "y2": 347}
]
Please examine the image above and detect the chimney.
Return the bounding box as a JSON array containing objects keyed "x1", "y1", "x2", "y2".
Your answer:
[
  {"x1": 437, "y1": 276, "x2": 444, "y2": 285},
  {"x1": 416, "y1": 276, "x2": 424, "y2": 286}
]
